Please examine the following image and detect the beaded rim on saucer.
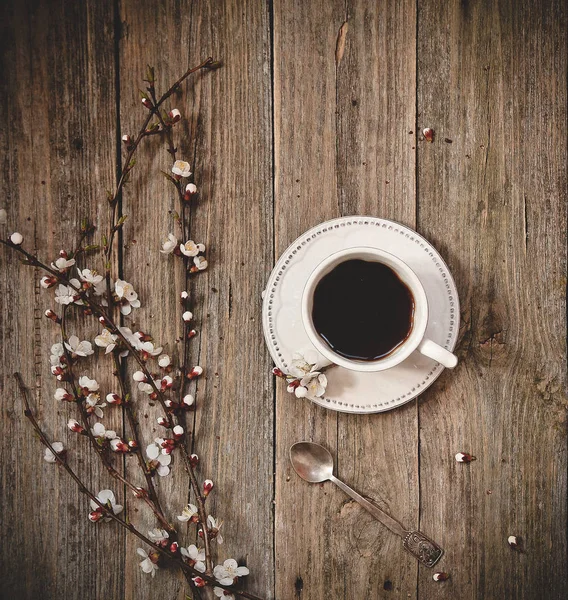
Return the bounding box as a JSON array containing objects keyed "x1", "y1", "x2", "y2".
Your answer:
[{"x1": 262, "y1": 216, "x2": 460, "y2": 414}]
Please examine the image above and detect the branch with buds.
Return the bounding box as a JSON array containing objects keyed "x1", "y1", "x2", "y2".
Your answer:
[{"x1": 1, "y1": 60, "x2": 262, "y2": 600}]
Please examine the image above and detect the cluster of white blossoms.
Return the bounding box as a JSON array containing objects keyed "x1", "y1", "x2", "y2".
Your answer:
[
  {"x1": 15, "y1": 127, "x2": 248, "y2": 593},
  {"x1": 157, "y1": 160, "x2": 208, "y2": 273},
  {"x1": 272, "y1": 350, "x2": 328, "y2": 401}
]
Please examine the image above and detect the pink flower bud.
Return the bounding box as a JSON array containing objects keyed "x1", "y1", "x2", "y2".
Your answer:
[
  {"x1": 133, "y1": 371, "x2": 146, "y2": 382},
  {"x1": 169, "y1": 108, "x2": 181, "y2": 122},
  {"x1": 173, "y1": 425, "x2": 184, "y2": 439},
  {"x1": 164, "y1": 398, "x2": 173, "y2": 408},
  {"x1": 180, "y1": 291, "x2": 189, "y2": 300},
  {"x1": 106, "y1": 393, "x2": 122, "y2": 405},
  {"x1": 110, "y1": 438, "x2": 130, "y2": 453},
  {"x1": 157, "y1": 416, "x2": 168, "y2": 427},
  {"x1": 133, "y1": 487, "x2": 147, "y2": 498},
  {"x1": 189, "y1": 453, "x2": 199, "y2": 467},
  {"x1": 433, "y1": 572, "x2": 450, "y2": 582},
  {"x1": 187, "y1": 366, "x2": 203, "y2": 380},
  {"x1": 423, "y1": 127, "x2": 434, "y2": 142},
  {"x1": 185, "y1": 183, "x2": 197, "y2": 194},
  {"x1": 41, "y1": 276, "x2": 57, "y2": 289},
  {"x1": 183, "y1": 394, "x2": 194, "y2": 408},
  {"x1": 88, "y1": 509, "x2": 104, "y2": 522},
  {"x1": 10, "y1": 232, "x2": 23, "y2": 245},
  {"x1": 203, "y1": 479, "x2": 214, "y2": 497},
  {"x1": 272, "y1": 367, "x2": 285, "y2": 378},
  {"x1": 455, "y1": 452, "x2": 476, "y2": 463},
  {"x1": 44, "y1": 309, "x2": 61, "y2": 323},
  {"x1": 161, "y1": 375, "x2": 173, "y2": 390},
  {"x1": 122, "y1": 134, "x2": 131, "y2": 144},
  {"x1": 169, "y1": 541, "x2": 179, "y2": 553},
  {"x1": 182, "y1": 311, "x2": 193, "y2": 322},
  {"x1": 141, "y1": 97, "x2": 152, "y2": 109},
  {"x1": 187, "y1": 329, "x2": 197, "y2": 339},
  {"x1": 67, "y1": 419, "x2": 84, "y2": 434},
  {"x1": 192, "y1": 577, "x2": 206, "y2": 588},
  {"x1": 128, "y1": 440, "x2": 138, "y2": 449}
]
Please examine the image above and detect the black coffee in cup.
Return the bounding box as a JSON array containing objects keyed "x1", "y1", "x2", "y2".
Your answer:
[{"x1": 311, "y1": 259, "x2": 415, "y2": 361}]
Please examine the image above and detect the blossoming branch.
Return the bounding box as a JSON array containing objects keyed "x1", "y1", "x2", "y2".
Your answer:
[{"x1": 1, "y1": 59, "x2": 263, "y2": 600}]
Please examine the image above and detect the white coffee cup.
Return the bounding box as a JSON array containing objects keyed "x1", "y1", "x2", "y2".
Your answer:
[{"x1": 301, "y1": 247, "x2": 458, "y2": 372}]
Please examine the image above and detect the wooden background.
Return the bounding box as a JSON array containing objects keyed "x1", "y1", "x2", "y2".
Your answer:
[{"x1": 0, "y1": 0, "x2": 566, "y2": 598}]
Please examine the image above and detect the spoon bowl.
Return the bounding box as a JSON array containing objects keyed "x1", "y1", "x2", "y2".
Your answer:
[
  {"x1": 290, "y1": 441, "x2": 334, "y2": 483},
  {"x1": 289, "y1": 440, "x2": 444, "y2": 567}
]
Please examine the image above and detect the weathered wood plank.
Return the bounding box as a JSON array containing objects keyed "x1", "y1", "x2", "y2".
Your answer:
[
  {"x1": 416, "y1": 0, "x2": 567, "y2": 598},
  {"x1": 119, "y1": 1, "x2": 273, "y2": 598},
  {"x1": 333, "y1": 2, "x2": 419, "y2": 598},
  {"x1": 274, "y1": 1, "x2": 418, "y2": 598},
  {"x1": 0, "y1": 1, "x2": 124, "y2": 598},
  {"x1": 273, "y1": 1, "x2": 344, "y2": 598}
]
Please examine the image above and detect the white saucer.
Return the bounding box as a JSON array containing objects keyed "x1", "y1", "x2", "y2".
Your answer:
[{"x1": 262, "y1": 216, "x2": 460, "y2": 414}]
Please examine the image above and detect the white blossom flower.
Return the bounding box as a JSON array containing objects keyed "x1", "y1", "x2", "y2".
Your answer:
[
  {"x1": 93, "y1": 278, "x2": 109, "y2": 297},
  {"x1": 51, "y1": 255, "x2": 76, "y2": 271},
  {"x1": 115, "y1": 279, "x2": 141, "y2": 315},
  {"x1": 79, "y1": 268, "x2": 103, "y2": 285},
  {"x1": 193, "y1": 256, "x2": 208, "y2": 271},
  {"x1": 287, "y1": 351, "x2": 328, "y2": 400},
  {"x1": 185, "y1": 183, "x2": 197, "y2": 194},
  {"x1": 289, "y1": 350, "x2": 320, "y2": 378},
  {"x1": 181, "y1": 545, "x2": 206, "y2": 572},
  {"x1": 172, "y1": 160, "x2": 192, "y2": 178},
  {"x1": 54, "y1": 284, "x2": 78, "y2": 305},
  {"x1": 85, "y1": 393, "x2": 106, "y2": 418},
  {"x1": 213, "y1": 559, "x2": 250, "y2": 586},
  {"x1": 214, "y1": 587, "x2": 235, "y2": 599},
  {"x1": 177, "y1": 503, "x2": 199, "y2": 522},
  {"x1": 90, "y1": 489, "x2": 123, "y2": 520},
  {"x1": 78, "y1": 375, "x2": 99, "y2": 392},
  {"x1": 146, "y1": 442, "x2": 172, "y2": 476},
  {"x1": 10, "y1": 232, "x2": 23, "y2": 245},
  {"x1": 158, "y1": 354, "x2": 171, "y2": 368},
  {"x1": 147, "y1": 528, "x2": 169, "y2": 544},
  {"x1": 182, "y1": 311, "x2": 193, "y2": 322},
  {"x1": 160, "y1": 233, "x2": 177, "y2": 254},
  {"x1": 91, "y1": 422, "x2": 117, "y2": 440},
  {"x1": 179, "y1": 240, "x2": 200, "y2": 257},
  {"x1": 137, "y1": 548, "x2": 159, "y2": 577},
  {"x1": 207, "y1": 515, "x2": 224, "y2": 544},
  {"x1": 295, "y1": 372, "x2": 327, "y2": 400},
  {"x1": 64, "y1": 335, "x2": 94, "y2": 357},
  {"x1": 133, "y1": 371, "x2": 146, "y2": 382},
  {"x1": 181, "y1": 290, "x2": 189, "y2": 299},
  {"x1": 138, "y1": 340, "x2": 163, "y2": 356},
  {"x1": 94, "y1": 329, "x2": 118, "y2": 353},
  {"x1": 50, "y1": 342, "x2": 65, "y2": 366},
  {"x1": 0, "y1": 208, "x2": 7, "y2": 225},
  {"x1": 54, "y1": 388, "x2": 73, "y2": 402},
  {"x1": 44, "y1": 442, "x2": 64, "y2": 463}
]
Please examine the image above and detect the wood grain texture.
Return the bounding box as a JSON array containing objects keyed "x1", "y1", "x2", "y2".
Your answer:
[
  {"x1": 119, "y1": 1, "x2": 273, "y2": 598},
  {"x1": 273, "y1": 1, "x2": 419, "y2": 598},
  {"x1": 416, "y1": 0, "x2": 568, "y2": 598},
  {"x1": 334, "y1": 2, "x2": 419, "y2": 598},
  {"x1": 0, "y1": 1, "x2": 124, "y2": 598},
  {"x1": 0, "y1": 0, "x2": 566, "y2": 598}
]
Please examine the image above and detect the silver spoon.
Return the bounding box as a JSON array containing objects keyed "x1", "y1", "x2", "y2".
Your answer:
[{"x1": 289, "y1": 441, "x2": 443, "y2": 568}]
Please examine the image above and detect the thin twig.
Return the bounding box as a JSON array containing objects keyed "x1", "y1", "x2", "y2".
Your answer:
[{"x1": 15, "y1": 373, "x2": 263, "y2": 600}]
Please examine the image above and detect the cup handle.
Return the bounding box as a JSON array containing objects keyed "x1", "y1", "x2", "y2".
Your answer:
[{"x1": 418, "y1": 339, "x2": 458, "y2": 369}]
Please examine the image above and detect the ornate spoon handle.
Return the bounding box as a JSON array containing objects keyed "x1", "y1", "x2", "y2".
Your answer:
[
  {"x1": 329, "y1": 475, "x2": 443, "y2": 567},
  {"x1": 402, "y1": 530, "x2": 444, "y2": 567}
]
